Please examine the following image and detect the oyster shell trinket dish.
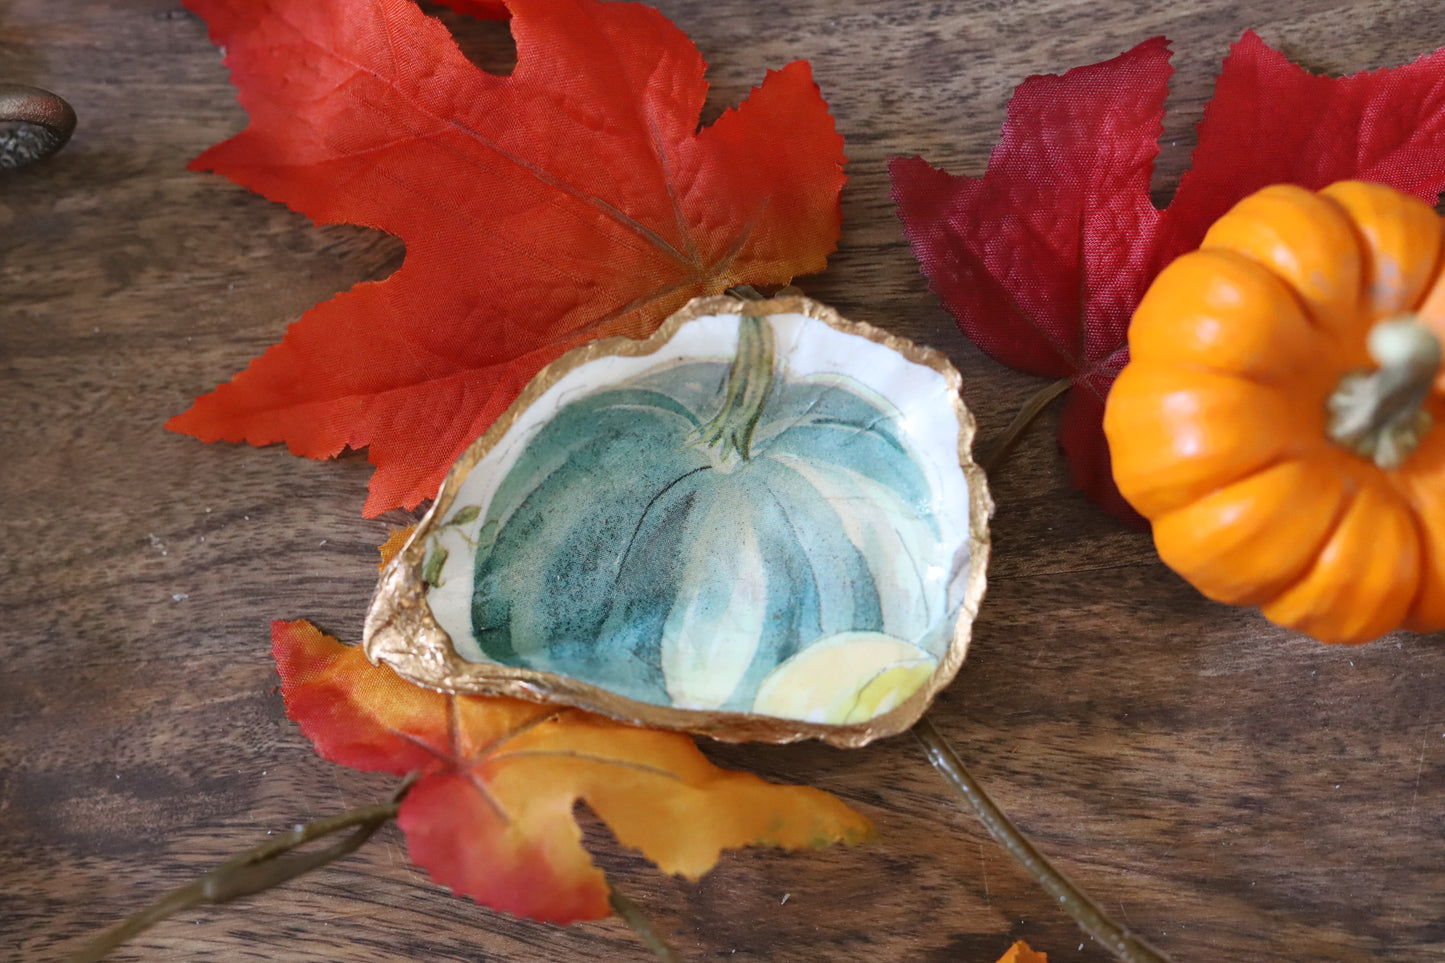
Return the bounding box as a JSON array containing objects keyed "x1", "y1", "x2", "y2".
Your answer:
[{"x1": 365, "y1": 295, "x2": 991, "y2": 747}]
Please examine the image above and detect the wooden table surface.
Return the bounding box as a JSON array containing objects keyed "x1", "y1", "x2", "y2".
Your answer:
[{"x1": 5, "y1": 1, "x2": 1444, "y2": 961}]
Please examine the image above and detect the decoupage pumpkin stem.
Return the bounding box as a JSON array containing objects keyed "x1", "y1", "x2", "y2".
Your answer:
[
  {"x1": 687, "y1": 314, "x2": 775, "y2": 463},
  {"x1": 1327, "y1": 317, "x2": 1442, "y2": 469},
  {"x1": 914, "y1": 717, "x2": 1173, "y2": 963}
]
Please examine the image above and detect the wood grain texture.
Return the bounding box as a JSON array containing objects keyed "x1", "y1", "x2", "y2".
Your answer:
[{"x1": 2, "y1": 1, "x2": 1443, "y2": 961}]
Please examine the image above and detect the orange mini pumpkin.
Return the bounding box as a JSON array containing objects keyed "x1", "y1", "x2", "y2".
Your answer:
[{"x1": 1104, "y1": 181, "x2": 1445, "y2": 644}]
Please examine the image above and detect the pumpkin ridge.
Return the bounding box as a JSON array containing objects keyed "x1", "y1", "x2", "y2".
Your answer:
[
  {"x1": 1203, "y1": 184, "x2": 1365, "y2": 335},
  {"x1": 1196, "y1": 189, "x2": 1365, "y2": 342},
  {"x1": 1151, "y1": 457, "x2": 1352, "y2": 605},
  {"x1": 1398, "y1": 486, "x2": 1437, "y2": 628},
  {"x1": 1253, "y1": 463, "x2": 1375, "y2": 613},
  {"x1": 761, "y1": 398, "x2": 932, "y2": 509},
  {"x1": 601, "y1": 396, "x2": 705, "y2": 428},
  {"x1": 757, "y1": 459, "x2": 894, "y2": 631},
  {"x1": 1399, "y1": 440, "x2": 1445, "y2": 631},
  {"x1": 749, "y1": 375, "x2": 905, "y2": 453},
  {"x1": 753, "y1": 477, "x2": 855, "y2": 639},
  {"x1": 1159, "y1": 358, "x2": 1323, "y2": 391},
  {"x1": 763, "y1": 451, "x2": 940, "y2": 638},
  {"x1": 482, "y1": 387, "x2": 706, "y2": 536},
  {"x1": 1322, "y1": 182, "x2": 1445, "y2": 323},
  {"x1": 775, "y1": 414, "x2": 911, "y2": 456},
  {"x1": 1388, "y1": 396, "x2": 1445, "y2": 628},
  {"x1": 1260, "y1": 471, "x2": 1423, "y2": 642},
  {"x1": 766, "y1": 420, "x2": 918, "y2": 491},
  {"x1": 657, "y1": 492, "x2": 771, "y2": 710},
  {"x1": 1167, "y1": 450, "x2": 1299, "y2": 521},
  {"x1": 1196, "y1": 239, "x2": 1335, "y2": 335},
  {"x1": 1325, "y1": 199, "x2": 1391, "y2": 321},
  {"x1": 611, "y1": 464, "x2": 713, "y2": 581}
]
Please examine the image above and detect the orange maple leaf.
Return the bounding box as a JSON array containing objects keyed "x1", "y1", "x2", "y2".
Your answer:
[
  {"x1": 375, "y1": 524, "x2": 414, "y2": 571},
  {"x1": 994, "y1": 940, "x2": 1048, "y2": 963},
  {"x1": 273, "y1": 619, "x2": 873, "y2": 922},
  {"x1": 171, "y1": 0, "x2": 846, "y2": 517}
]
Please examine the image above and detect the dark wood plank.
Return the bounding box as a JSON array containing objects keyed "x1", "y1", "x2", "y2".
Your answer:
[{"x1": 3, "y1": 1, "x2": 1443, "y2": 961}]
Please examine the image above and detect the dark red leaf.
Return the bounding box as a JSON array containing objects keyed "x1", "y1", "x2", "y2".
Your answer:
[{"x1": 892, "y1": 33, "x2": 1445, "y2": 522}]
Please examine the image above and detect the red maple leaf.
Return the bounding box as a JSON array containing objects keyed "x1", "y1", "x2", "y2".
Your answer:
[
  {"x1": 171, "y1": 0, "x2": 846, "y2": 517},
  {"x1": 273, "y1": 618, "x2": 872, "y2": 922},
  {"x1": 891, "y1": 32, "x2": 1445, "y2": 522}
]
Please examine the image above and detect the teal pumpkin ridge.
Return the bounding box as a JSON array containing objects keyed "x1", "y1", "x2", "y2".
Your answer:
[{"x1": 461, "y1": 315, "x2": 954, "y2": 716}]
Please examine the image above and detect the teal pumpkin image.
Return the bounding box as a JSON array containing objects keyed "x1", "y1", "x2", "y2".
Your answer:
[{"x1": 399, "y1": 303, "x2": 983, "y2": 735}]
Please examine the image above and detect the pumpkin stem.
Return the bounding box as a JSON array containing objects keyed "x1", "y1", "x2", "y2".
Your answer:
[
  {"x1": 688, "y1": 314, "x2": 775, "y2": 463},
  {"x1": 1327, "y1": 317, "x2": 1441, "y2": 469}
]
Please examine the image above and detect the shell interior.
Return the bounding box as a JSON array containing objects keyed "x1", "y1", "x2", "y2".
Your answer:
[{"x1": 365, "y1": 296, "x2": 991, "y2": 747}]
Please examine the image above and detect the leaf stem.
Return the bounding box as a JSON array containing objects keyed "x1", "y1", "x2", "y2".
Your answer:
[
  {"x1": 66, "y1": 775, "x2": 419, "y2": 963},
  {"x1": 610, "y1": 887, "x2": 684, "y2": 962},
  {"x1": 981, "y1": 377, "x2": 1072, "y2": 475},
  {"x1": 71, "y1": 771, "x2": 684, "y2": 963},
  {"x1": 913, "y1": 716, "x2": 1172, "y2": 963}
]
